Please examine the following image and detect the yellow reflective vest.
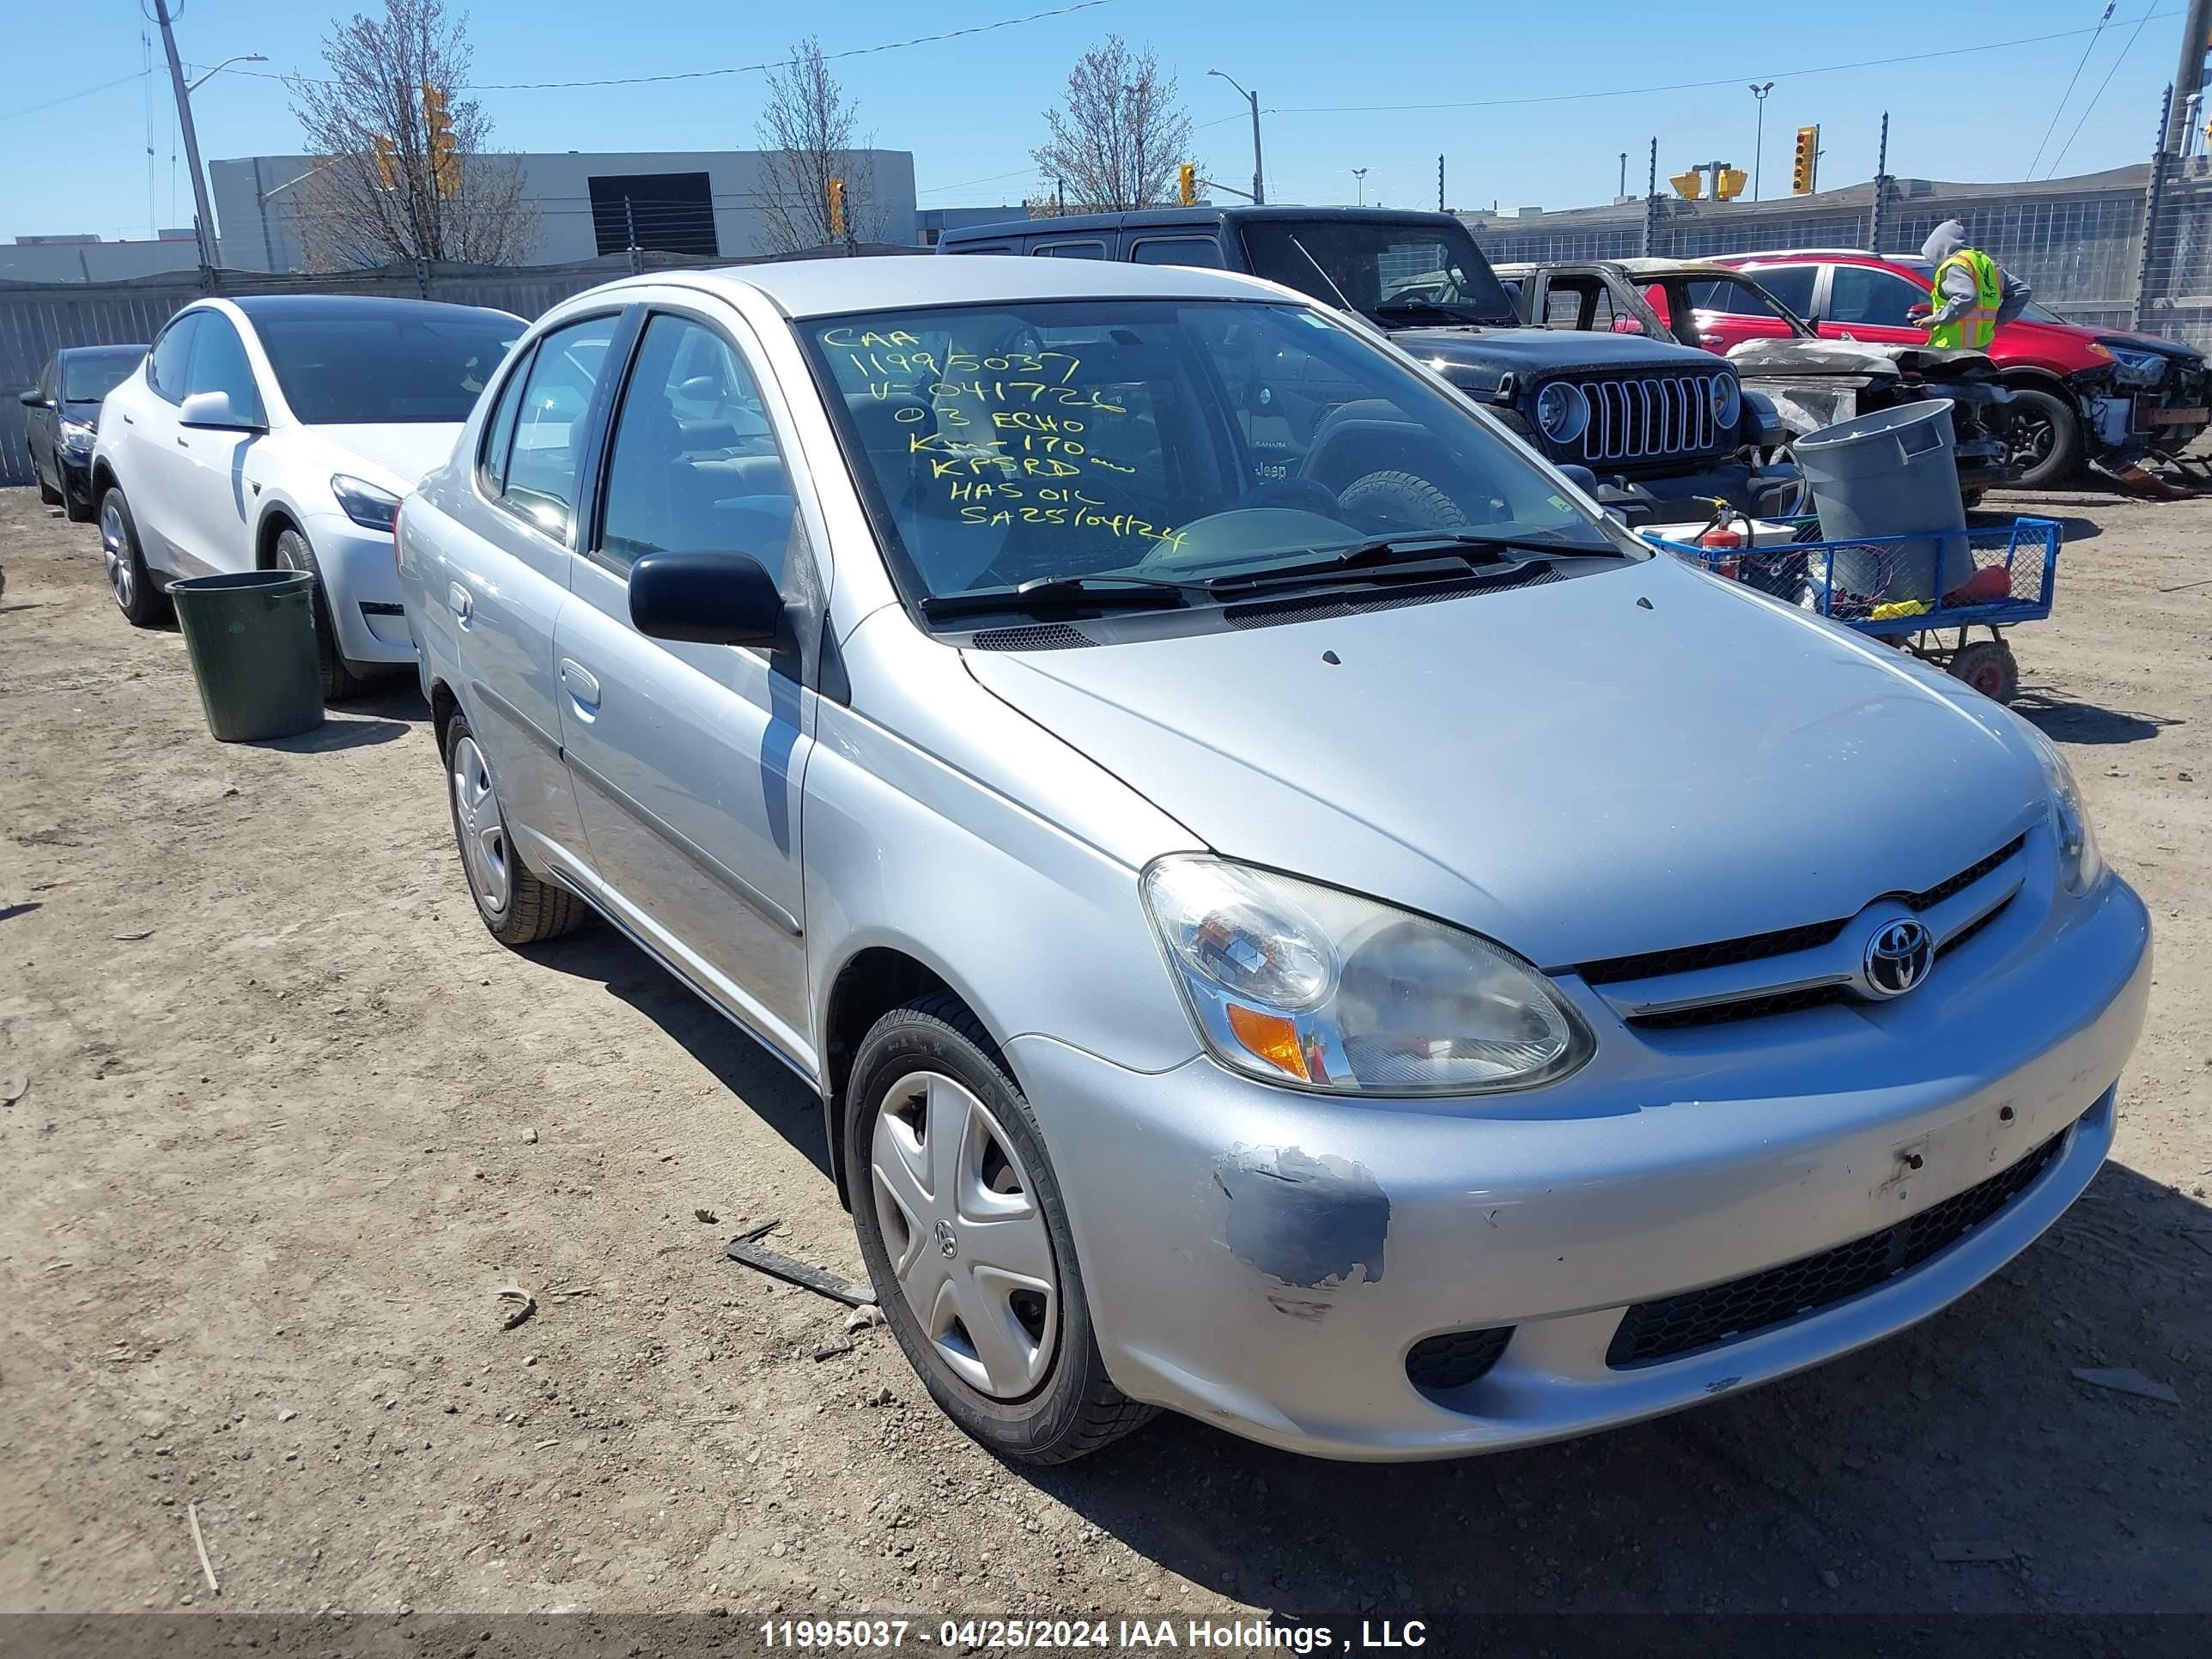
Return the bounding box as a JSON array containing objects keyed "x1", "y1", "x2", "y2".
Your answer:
[{"x1": 1929, "y1": 249, "x2": 2003, "y2": 349}]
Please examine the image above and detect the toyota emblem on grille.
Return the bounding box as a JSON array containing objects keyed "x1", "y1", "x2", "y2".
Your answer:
[{"x1": 1863, "y1": 919, "x2": 1935, "y2": 999}]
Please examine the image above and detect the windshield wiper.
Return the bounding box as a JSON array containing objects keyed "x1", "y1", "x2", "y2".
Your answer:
[
  {"x1": 919, "y1": 573, "x2": 1196, "y2": 622},
  {"x1": 1199, "y1": 532, "x2": 1606, "y2": 595},
  {"x1": 1371, "y1": 299, "x2": 1513, "y2": 326}
]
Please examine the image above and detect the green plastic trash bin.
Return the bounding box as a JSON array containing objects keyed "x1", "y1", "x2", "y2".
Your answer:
[{"x1": 169, "y1": 569, "x2": 325, "y2": 743}]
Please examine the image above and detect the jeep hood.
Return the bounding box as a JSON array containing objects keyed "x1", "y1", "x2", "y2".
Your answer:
[
  {"x1": 1392, "y1": 325, "x2": 1723, "y2": 392},
  {"x1": 960, "y1": 558, "x2": 2046, "y2": 969}
]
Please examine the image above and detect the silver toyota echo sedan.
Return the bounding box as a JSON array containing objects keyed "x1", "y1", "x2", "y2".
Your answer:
[{"x1": 398, "y1": 256, "x2": 2149, "y2": 1463}]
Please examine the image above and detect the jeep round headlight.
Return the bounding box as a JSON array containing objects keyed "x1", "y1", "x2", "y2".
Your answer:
[
  {"x1": 1534, "y1": 380, "x2": 1589, "y2": 444},
  {"x1": 1141, "y1": 857, "x2": 1593, "y2": 1097},
  {"x1": 1711, "y1": 373, "x2": 1741, "y2": 430}
]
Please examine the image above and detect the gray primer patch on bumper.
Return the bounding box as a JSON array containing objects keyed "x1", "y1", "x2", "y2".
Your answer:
[{"x1": 1216, "y1": 1145, "x2": 1389, "y2": 1291}]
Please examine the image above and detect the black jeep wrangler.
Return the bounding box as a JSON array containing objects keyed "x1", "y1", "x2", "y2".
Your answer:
[{"x1": 938, "y1": 206, "x2": 1799, "y2": 523}]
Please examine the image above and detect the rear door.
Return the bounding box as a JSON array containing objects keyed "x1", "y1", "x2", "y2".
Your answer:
[
  {"x1": 552, "y1": 303, "x2": 823, "y2": 1068},
  {"x1": 1814, "y1": 263, "x2": 1931, "y2": 347},
  {"x1": 171, "y1": 310, "x2": 267, "y2": 573}
]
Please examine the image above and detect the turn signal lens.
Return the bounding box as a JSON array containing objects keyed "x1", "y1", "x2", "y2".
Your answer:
[{"x1": 1225, "y1": 1003, "x2": 1312, "y2": 1082}]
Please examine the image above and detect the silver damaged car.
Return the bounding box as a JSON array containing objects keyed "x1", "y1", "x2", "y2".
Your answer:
[{"x1": 398, "y1": 255, "x2": 2151, "y2": 1463}]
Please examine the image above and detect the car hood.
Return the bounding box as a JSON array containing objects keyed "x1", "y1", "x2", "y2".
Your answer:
[
  {"x1": 300, "y1": 422, "x2": 465, "y2": 495},
  {"x1": 1392, "y1": 325, "x2": 1723, "y2": 387},
  {"x1": 959, "y1": 558, "x2": 2047, "y2": 969},
  {"x1": 60, "y1": 398, "x2": 110, "y2": 424}
]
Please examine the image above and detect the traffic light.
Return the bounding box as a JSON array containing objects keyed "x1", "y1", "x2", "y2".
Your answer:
[
  {"x1": 1791, "y1": 125, "x2": 1819, "y2": 195},
  {"x1": 827, "y1": 177, "x2": 847, "y2": 237},
  {"x1": 1715, "y1": 167, "x2": 1747, "y2": 201},
  {"x1": 1178, "y1": 162, "x2": 1197, "y2": 206},
  {"x1": 422, "y1": 82, "x2": 459, "y2": 197},
  {"x1": 373, "y1": 134, "x2": 398, "y2": 190},
  {"x1": 1669, "y1": 169, "x2": 1704, "y2": 201}
]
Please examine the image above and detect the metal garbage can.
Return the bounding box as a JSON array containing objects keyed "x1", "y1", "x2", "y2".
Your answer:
[
  {"x1": 1795, "y1": 399, "x2": 1974, "y2": 605},
  {"x1": 168, "y1": 569, "x2": 325, "y2": 743}
]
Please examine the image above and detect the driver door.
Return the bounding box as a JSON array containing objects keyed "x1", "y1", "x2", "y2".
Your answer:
[
  {"x1": 1814, "y1": 264, "x2": 1932, "y2": 347},
  {"x1": 171, "y1": 311, "x2": 267, "y2": 573}
]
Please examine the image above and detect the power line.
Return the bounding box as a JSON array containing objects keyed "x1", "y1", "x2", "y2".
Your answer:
[
  {"x1": 212, "y1": 1, "x2": 1112, "y2": 91},
  {"x1": 2046, "y1": 3, "x2": 2161, "y2": 175},
  {"x1": 917, "y1": 167, "x2": 1042, "y2": 198},
  {"x1": 0, "y1": 68, "x2": 152, "y2": 125},
  {"x1": 2027, "y1": 2, "x2": 2117, "y2": 179}
]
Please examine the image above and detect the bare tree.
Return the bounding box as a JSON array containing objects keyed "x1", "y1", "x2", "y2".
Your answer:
[
  {"x1": 288, "y1": 0, "x2": 537, "y2": 269},
  {"x1": 755, "y1": 39, "x2": 875, "y2": 252},
  {"x1": 1030, "y1": 36, "x2": 1191, "y2": 213}
]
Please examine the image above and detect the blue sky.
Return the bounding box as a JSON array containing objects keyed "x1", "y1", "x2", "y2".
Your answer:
[{"x1": 3, "y1": 0, "x2": 2191, "y2": 243}]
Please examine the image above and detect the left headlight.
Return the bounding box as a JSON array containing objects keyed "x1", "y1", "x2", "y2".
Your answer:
[
  {"x1": 2024, "y1": 728, "x2": 2103, "y2": 895},
  {"x1": 1534, "y1": 380, "x2": 1590, "y2": 445},
  {"x1": 1140, "y1": 856, "x2": 1594, "y2": 1097},
  {"x1": 59, "y1": 419, "x2": 97, "y2": 456},
  {"x1": 331, "y1": 473, "x2": 401, "y2": 532},
  {"x1": 1711, "y1": 373, "x2": 1741, "y2": 431},
  {"x1": 2099, "y1": 342, "x2": 2166, "y2": 382}
]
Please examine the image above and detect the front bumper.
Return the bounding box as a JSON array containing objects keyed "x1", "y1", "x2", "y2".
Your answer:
[
  {"x1": 1590, "y1": 458, "x2": 1802, "y2": 524},
  {"x1": 301, "y1": 510, "x2": 415, "y2": 665},
  {"x1": 1013, "y1": 872, "x2": 2149, "y2": 1461},
  {"x1": 58, "y1": 455, "x2": 96, "y2": 508}
]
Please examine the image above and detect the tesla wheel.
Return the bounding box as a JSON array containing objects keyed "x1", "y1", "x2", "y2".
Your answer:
[
  {"x1": 2008, "y1": 388, "x2": 2084, "y2": 489},
  {"x1": 846, "y1": 994, "x2": 1152, "y2": 1465},
  {"x1": 1948, "y1": 639, "x2": 2020, "y2": 704},
  {"x1": 442, "y1": 713, "x2": 586, "y2": 945},
  {"x1": 99, "y1": 486, "x2": 171, "y2": 628},
  {"x1": 273, "y1": 526, "x2": 376, "y2": 702}
]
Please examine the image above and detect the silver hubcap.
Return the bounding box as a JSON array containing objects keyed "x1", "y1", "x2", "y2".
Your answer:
[
  {"x1": 871, "y1": 1072, "x2": 1059, "y2": 1400},
  {"x1": 100, "y1": 499, "x2": 132, "y2": 609},
  {"x1": 450, "y1": 735, "x2": 512, "y2": 916}
]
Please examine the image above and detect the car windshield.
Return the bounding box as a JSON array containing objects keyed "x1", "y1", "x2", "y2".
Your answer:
[
  {"x1": 63, "y1": 349, "x2": 144, "y2": 401},
  {"x1": 799, "y1": 297, "x2": 1628, "y2": 614},
  {"x1": 255, "y1": 312, "x2": 521, "y2": 424},
  {"x1": 1239, "y1": 220, "x2": 1517, "y2": 325}
]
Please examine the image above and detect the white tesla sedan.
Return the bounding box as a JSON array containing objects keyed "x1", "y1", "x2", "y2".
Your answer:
[{"x1": 89, "y1": 294, "x2": 522, "y2": 697}]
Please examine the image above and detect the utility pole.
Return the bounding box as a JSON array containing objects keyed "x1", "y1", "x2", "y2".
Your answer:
[
  {"x1": 1437, "y1": 153, "x2": 1444, "y2": 212},
  {"x1": 1642, "y1": 136, "x2": 1658, "y2": 257},
  {"x1": 1352, "y1": 167, "x2": 1368, "y2": 205},
  {"x1": 1748, "y1": 82, "x2": 1774, "y2": 200},
  {"x1": 1619, "y1": 150, "x2": 1628, "y2": 198},
  {"x1": 1869, "y1": 111, "x2": 1891, "y2": 254},
  {"x1": 2165, "y1": 0, "x2": 2212, "y2": 154},
  {"x1": 1208, "y1": 70, "x2": 1266, "y2": 205},
  {"x1": 152, "y1": 0, "x2": 220, "y2": 277}
]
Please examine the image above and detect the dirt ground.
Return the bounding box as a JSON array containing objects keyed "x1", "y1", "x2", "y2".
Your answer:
[{"x1": 1, "y1": 481, "x2": 2208, "y2": 1634}]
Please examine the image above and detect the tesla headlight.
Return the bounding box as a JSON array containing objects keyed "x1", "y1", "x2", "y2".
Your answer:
[
  {"x1": 1140, "y1": 857, "x2": 1592, "y2": 1096},
  {"x1": 1711, "y1": 373, "x2": 1742, "y2": 430},
  {"x1": 59, "y1": 419, "x2": 97, "y2": 455},
  {"x1": 2024, "y1": 729, "x2": 2103, "y2": 895},
  {"x1": 1533, "y1": 380, "x2": 1589, "y2": 444},
  {"x1": 331, "y1": 473, "x2": 402, "y2": 532}
]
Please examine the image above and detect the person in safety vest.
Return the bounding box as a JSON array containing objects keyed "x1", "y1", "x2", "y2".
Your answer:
[{"x1": 1917, "y1": 220, "x2": 2031, "y2": 349}]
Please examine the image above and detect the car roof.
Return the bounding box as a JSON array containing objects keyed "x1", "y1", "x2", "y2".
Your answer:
[
  {"x1": 635, "y1": 254, "x2": 1291, "y2": 319},
  {"x1": 222, "y1": 293, "x2": 521, "y2": 325}
]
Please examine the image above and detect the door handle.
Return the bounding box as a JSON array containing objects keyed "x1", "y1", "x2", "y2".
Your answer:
[
  {"x1": 121, "y1": 412, "x2": 134, "y2": 425},
  {"x1": 176, "y1": 435, "x2": 190, "y2": 447},
  {"x1": 558, "y1": 659, "x2": 601, "y2": 708},
  {"x1": 447, "y1": 582, "x2": 473, "y2": 624}
]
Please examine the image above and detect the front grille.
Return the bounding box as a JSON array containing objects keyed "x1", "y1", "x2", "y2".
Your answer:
[
  {"x1": 1605, "y1": 1131, "x2": 2066, "y2": 1368},
  {"x1": 1572, "y1": 834, "x2": 2027, "y2": 991},
  {"x1": 1630, "y1": 984, "x2": 1853, "y2": 1031},
  {"x1": 1405, "y1": 1326, "x2": 1514, "y2": 1392},
  {"x1": 1568, "y1": 374, "x2": 1722, "y2": 465}
]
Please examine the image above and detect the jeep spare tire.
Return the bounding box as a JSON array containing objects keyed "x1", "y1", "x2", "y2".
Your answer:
[{"x1": 1338, "y1": 471, "x2": 1466, "y2": 532}]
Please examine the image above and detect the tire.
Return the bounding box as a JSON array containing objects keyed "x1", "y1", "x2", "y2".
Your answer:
[
  {"x1": 1337, "y1": 469, "x2": 1466, "y2": 532},
  {"x1": 441, "y1": 713, "x2": 586, "y2": 945},
  {"x1": 846, "y1": 994, "x2": 1153, "y2": 1465},
  {"x1": 99, "y1": 486, "x2": 172, "y2": 628},
  {"x1": 1960, "y1": 488, "x2": 1984, "y2": 512},
  {"x1": 37, "y1": 470, "x2": 62, "y2": 507},
  {"x1": 1948, "y1": 639, "x2": 2020, "y2": 704},
  {"x1": 273, "y1": 526, "x2": 377, "y2": 702},
  {"x1": 2007, "y1": 387, "x2": 2084, "y2": 489}
]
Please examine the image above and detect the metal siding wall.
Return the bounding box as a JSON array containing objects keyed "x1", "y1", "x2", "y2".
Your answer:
[{"x1": 0, "y1": 284, "x2": 200, "y2": 488}]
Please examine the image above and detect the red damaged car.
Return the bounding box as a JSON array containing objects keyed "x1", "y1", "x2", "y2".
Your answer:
[{"x1": 1713, "y1": 250, "x2": 2209, "y2": 489}]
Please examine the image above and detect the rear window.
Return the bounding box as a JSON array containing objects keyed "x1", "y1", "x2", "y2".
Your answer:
[{"x1": 255, "y1": 311, "x2": 523, "y2": 424}]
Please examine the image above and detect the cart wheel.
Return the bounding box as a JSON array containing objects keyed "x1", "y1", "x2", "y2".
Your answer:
[{"x1": 1949, "y1": 640, "x2": 2020, "y2": 704}]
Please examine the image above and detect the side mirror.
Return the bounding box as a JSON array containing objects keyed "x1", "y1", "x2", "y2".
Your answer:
[
  {"x1": 179, "y1": 389, "x2": 264, "y2": 431},
  {"x1": 1609, "y1": 314, "x2": 1644, "y2": 335},
  {"x1": 1906, "y1": 303, "x2": 1932, "y2": 321},
  {"x1": 628, "y1": 550, "x2": 789, "y2": 649},
  {"x1": 1557, "y1": 463, "x2": 1600, "y2": 495},
  {"x1": 19, "y1": 387, "x2": 48, "y2": 409}
]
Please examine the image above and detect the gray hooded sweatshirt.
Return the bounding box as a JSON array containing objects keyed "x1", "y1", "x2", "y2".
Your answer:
[{"x1": 1921, "y1": 219, "x2": 2032, "y2": 330}]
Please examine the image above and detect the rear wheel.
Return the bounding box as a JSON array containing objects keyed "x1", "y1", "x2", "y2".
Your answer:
[
  {"x1": 1949, "y1": 639, "x2": 2020, "y2": 704},
  {"x1": 273, "y1": 526, "x2": 377, "y2": 702},
  {"x1": 2008, "y1": 388, "x2": 2084, "y2": 489},
  {"x1": 847, "y1": 995, "x2": 1152, "y2": 1464},
  {"x1": 443, "y1": 713, "x2": 586, "y2": 945},
  {"x1": 99, "y1": 486, "x2": 171, "y2": 628}
]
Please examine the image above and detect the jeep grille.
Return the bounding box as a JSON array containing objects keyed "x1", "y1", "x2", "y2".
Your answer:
[{"x1": 1565, "y1": 374, "x2": 1725, "y2": 465}]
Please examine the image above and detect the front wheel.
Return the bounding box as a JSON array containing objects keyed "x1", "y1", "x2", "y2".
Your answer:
[
  {"x1": 1948, "y1": 638, "x2": 2020, "y2": 704},
  {"x1": 273, "y1": 526, "x2": 376, "y2": 702},
  {"x1": 99, "y1": 486, "x2": 171, "y2": 627},
  {"x1": 847, "y1": 995, "x2": 1152, "y2": 1464},
  {"x1": 2008, "y1": 388, "x2": 2084, "y2": 489}
]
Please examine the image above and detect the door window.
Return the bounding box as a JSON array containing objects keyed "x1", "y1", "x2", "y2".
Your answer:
[
  {"x1": 477, "y1": 345, "x2": 534, "y2": 495},
  {"x1": 500, "y1": 314, "x2": 621, "y2": 538},
  {"x1": 184, "y1": 313, "x2": 266, "y2": 425},
  {"x1": 1741, "y1": 265, "x2": 1817, "y2": 318},
  {"x1": 597, "y1": 313, "x2": 798, "y2": 581},
  {"x1": 1036, "y1": 240, "x2": 1107, "y2": 258},
  {"x1": 1129, "y1": 237, "x2": 1225, "y2": 268},
  {"x1": 1825, "y1": 266, "x2": 1925, "y2": 329},
  {"x1": 148, "y1": 313, "x2": 204, "y2": 404}
]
